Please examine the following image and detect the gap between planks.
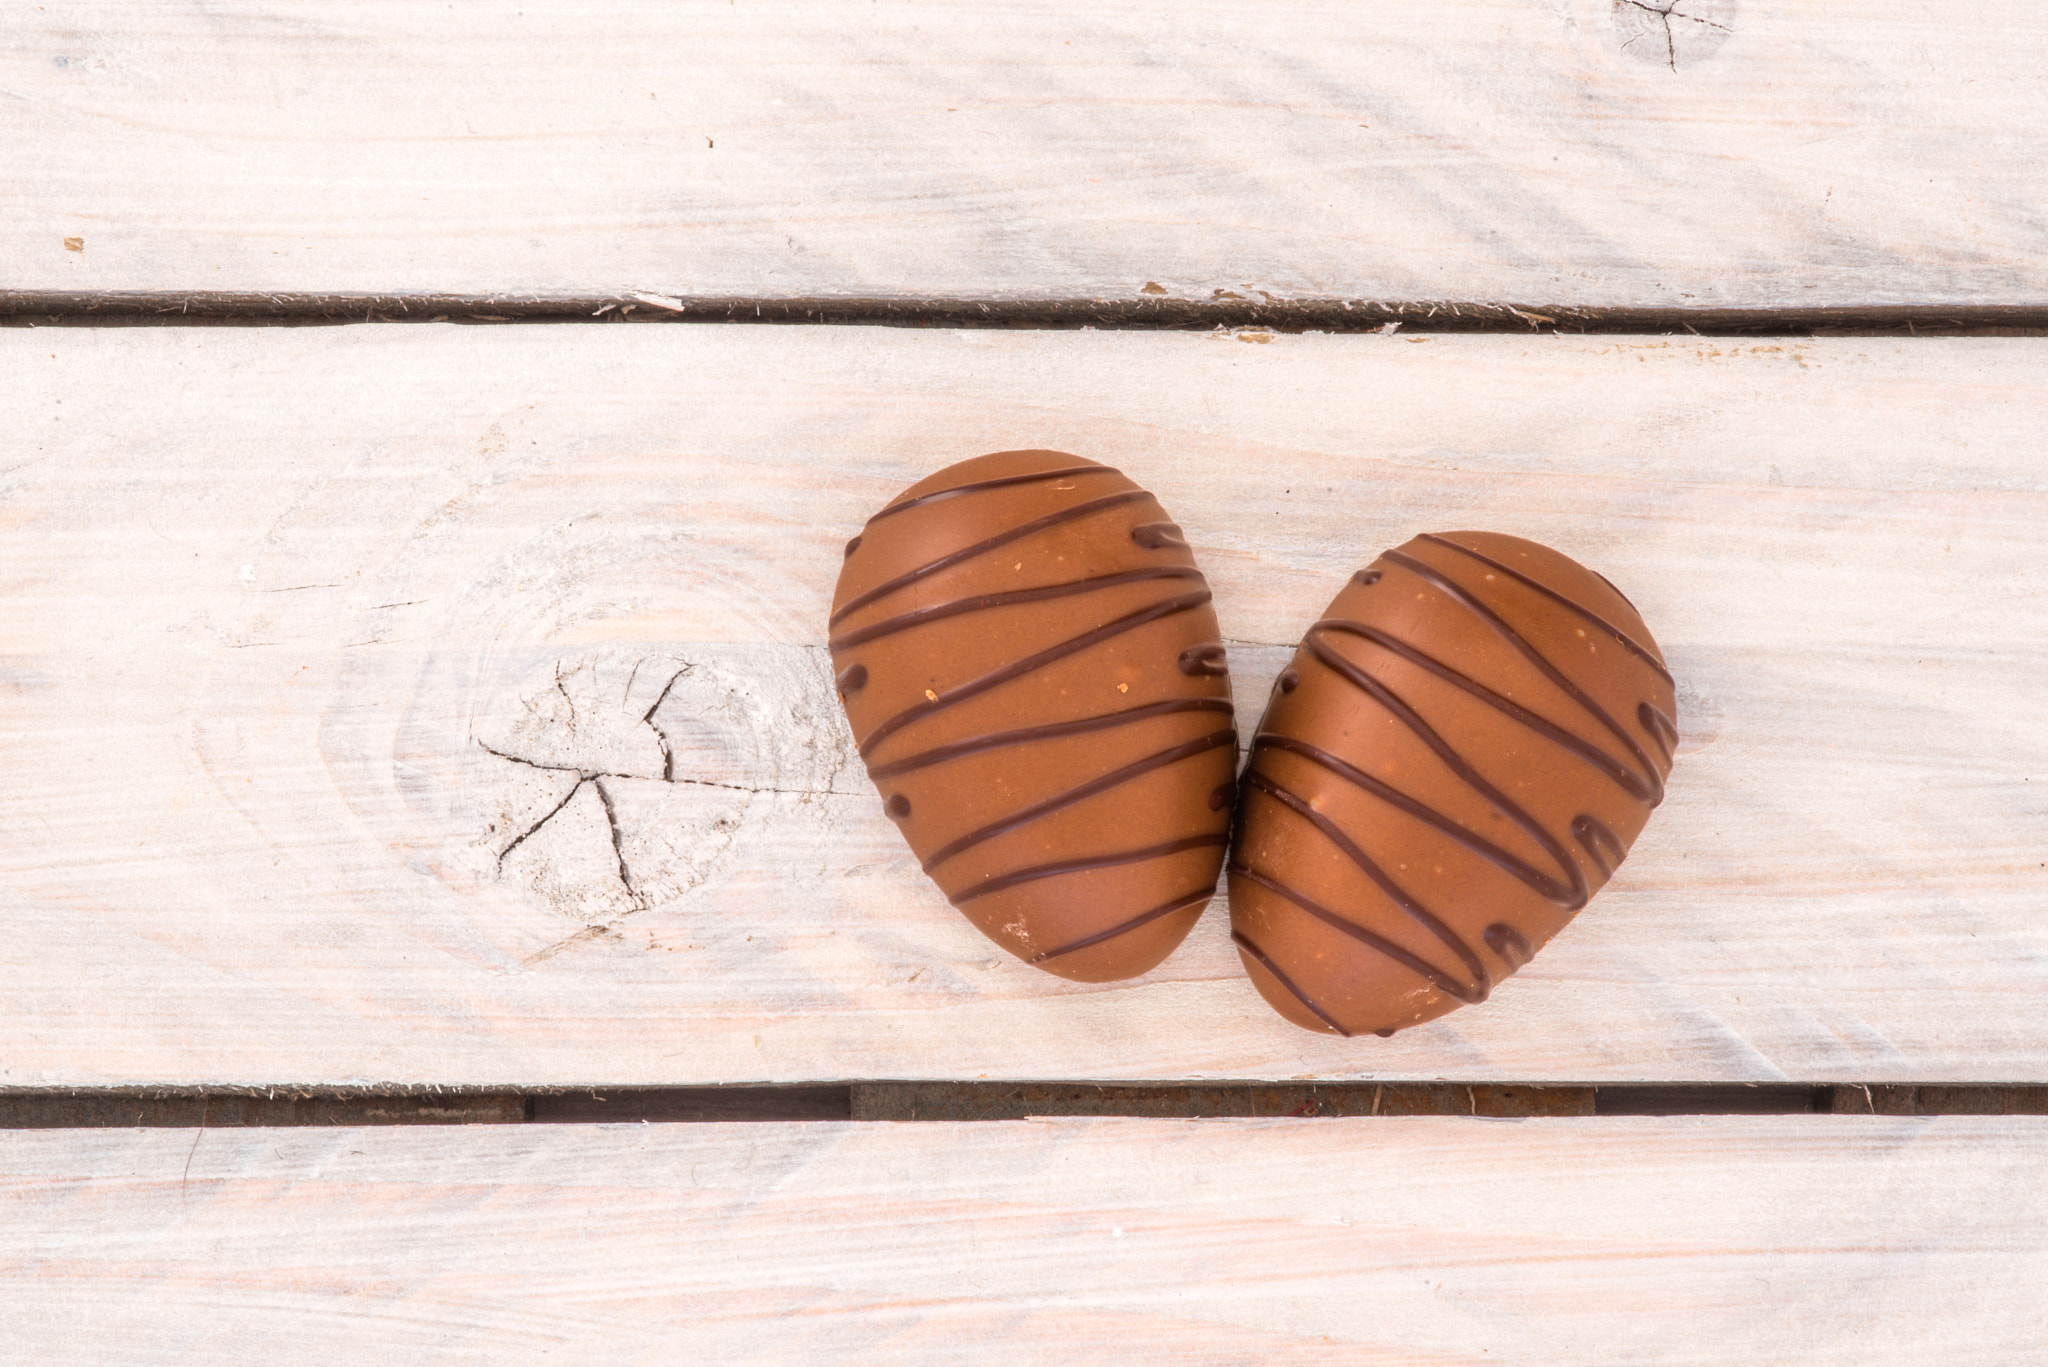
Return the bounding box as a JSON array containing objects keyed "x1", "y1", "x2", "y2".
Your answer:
[
  {"x1": 5, "y1": 292, "x2": 2048, "y2": 335},
  {"x1": 3, "y1": 1083, "x2": 2045, "y2": 1128}
]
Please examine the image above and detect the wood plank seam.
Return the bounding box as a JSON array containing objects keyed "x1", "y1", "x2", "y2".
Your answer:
[
  {"x1": 3, "y1": 1084, "x2": 2046, "y2": 1127},
  {"x1": 9, "y1": 292, "x2": 2048, "y2": 334}
]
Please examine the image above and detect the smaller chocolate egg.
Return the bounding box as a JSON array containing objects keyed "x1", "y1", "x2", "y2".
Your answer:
[{"x1": 830, "y1": 451, "x2": 1238, "y2": 981}]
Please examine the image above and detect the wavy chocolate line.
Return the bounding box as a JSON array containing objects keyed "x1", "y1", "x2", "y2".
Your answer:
[
  {"x1": 864, "y1": 463, "x2": 1118, "y2": 525},
  {"x1": 1253, "y1": 733, "x2": 1579, "y2": 906},
  {"x1": 830, "y1": 489, "x2": 1152, "y2": 627},
  {"x1": 1417, "y1": 533, "x2": 1674, "y2": 686},
  {"x1": 1233, "y1": 860, "x2": 1486, "y2": 1006},
  {"x1": 828, "y1": 566, "x2": 1202, "y2": 651},
  {"x1": 855, "y1": 588, "x2": 1214, "y2": 760},
  {"x1": 1314, "y1": 618, "x2": 1657, "y2": 803},
  {"x1": 867, "y1": 698, "x2": 1233, "y2": 781},
  {"x1": 950, "y1": 833, "x2": 1229, "y2": 905},
  {"x1": 1230, "y1": 928, "x2": 1352, "y2": 1036},
  {"x1": 1384, "y1": 549, "x2": 1666, "y2": 806},
  {"x1": 1237, "y1": 772, "x2": 1492, "y2": 1000},
  {"x1": 1028, "y1": 887, "x2": 1214, "y2": 964},
  {"x1": 919, "y1": 729, "x2": 1235, "y2": 872},
  {"x1": 1299, "y1": 629, "x2": 1589, "y2": 909}
]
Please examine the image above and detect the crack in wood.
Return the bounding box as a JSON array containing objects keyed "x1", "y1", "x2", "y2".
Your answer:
[
  {"x1": 642, "y1": 665, "x2": 691, "y2": 783},
  {"x1": 590, "y1": 777, "x2": 632, "y2": 890},
  {"x1": 476, "y1": 738, "x2": 829, "y2": 799},
  {"x1": 1615, "y1": 0, "x2": 1736, "y2": 72},
  {"x1": 491, "y1": 763, "x2": 586, "y2": 874},
  {"x1": 475, "y1": 653, "x2": 845, "y2": 920}
]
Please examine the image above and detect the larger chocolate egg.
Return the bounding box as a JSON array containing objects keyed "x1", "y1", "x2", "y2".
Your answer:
[
  {"x1": 831, "y1": 451, "x2": 1237, "y2": 981},
  {"x1": 1229, "y1": 532, "x2": 1676, "y2": 1035}
]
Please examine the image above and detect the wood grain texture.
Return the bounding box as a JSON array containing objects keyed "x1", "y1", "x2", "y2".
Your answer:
[
  {"x1": 3, "y1": 326, "x2": 2046, "y2": 1086},
  {"x1": 9, "y1": 1, "x2": 2048, "y2": 306},
  {"x1": 4, "y1": 1117, "x2": 2045, "y2": 1363}
]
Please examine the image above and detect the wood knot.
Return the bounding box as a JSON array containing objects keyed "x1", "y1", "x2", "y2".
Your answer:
[{"x1": 1612, "y1": 0, "x2": 1736, "y2": 71}]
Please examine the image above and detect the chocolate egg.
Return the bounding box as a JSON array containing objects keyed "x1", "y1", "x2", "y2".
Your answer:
[
  {"x1": 1229, "y1": 532, "x2": 1676, "y2": 1035},
  {"x1": 831, "y1": 451, "x2": 1237, "y2": 981}
]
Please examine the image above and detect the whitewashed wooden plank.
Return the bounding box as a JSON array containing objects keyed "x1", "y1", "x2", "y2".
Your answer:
[
  {"x1": 5, "y1": 1117, "x2": 2044, "y2": 1363},
  {"x1": 3, "y1": 326, "x2": 2046, "y2": 1086},
  {"x1": 7, "y1": 1, "x2": 2048, "y2": 306}
]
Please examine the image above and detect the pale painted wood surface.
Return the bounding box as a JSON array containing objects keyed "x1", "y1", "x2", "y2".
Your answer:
[
  {"x1": 3, "y1": 326, "x2": 2046, "y2": 1086},
  {"x1": 5, "y1": 1117, "x2": 2045, "y2": 1363},
  {"x1": 9, "y1": 1, "x2": 2048, "y2": 306}
]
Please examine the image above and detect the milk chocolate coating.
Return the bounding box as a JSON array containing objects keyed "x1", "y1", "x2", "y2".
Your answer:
[
  {"x1": 830, "y1": 451, "x2": 1236, "y2": 981},
  {"x1": 1229, "y1": 532, "x2": 1676, "y2": 1036}
]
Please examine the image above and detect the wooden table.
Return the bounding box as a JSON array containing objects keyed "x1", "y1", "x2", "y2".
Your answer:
[{"x1": 4, "y1": 4, "x2": 2045, "y2": 1360}]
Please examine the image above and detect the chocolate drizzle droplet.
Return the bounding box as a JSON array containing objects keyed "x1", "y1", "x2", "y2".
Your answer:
[
  {"x1": 1208, "y1": 781, "x2": 1235, "y2": 812},
  {"x1": 884, "y1": 793, "x2": 912, "y2": 820},
  {"x1": 1638, "y1": 701, "x2": 1678, "y2": 765},
  {"x1": 836, "y1": 663, "x2": 868, "y2": 694},
  {"x1": 1571, "y1": 814, "x2": 1626, "y2": 879},
  {"x1": 844, "y1": 534, "x2": 862, "y2": 559},
  {"x1": 1131, "y1": 521, "x2": 1189, "y2": 550},
  {"x1": 1177, "y1": 643, "x2": 1228, "y2": 677},
  {"x1": 1277, "y1": 669, "x2": 1300, "y2": 694},
  {"x1": 1483, "y1": 922, "x2": 1534, "y2": 969},
  {"x1": 1354, "y1": 568, "x2": 1383, "y2": 587}
]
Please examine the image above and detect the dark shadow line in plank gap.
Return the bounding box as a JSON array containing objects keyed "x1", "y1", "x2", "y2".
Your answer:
[
  {"x1": 3, "y1": 1083, "x2": 2046, "y2": 1127},
  {"x1": 7, "y1": 292, "x2": 2048, "y2": 336}
]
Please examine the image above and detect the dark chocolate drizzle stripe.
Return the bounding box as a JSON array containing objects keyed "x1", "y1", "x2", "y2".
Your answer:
[
  {"x1": 1028, "y1": 887, "x2": 1214, "y2": 964},
  {"x1": 868, "y1": 697, "x2": 1233, "y2": 780},
  {"x1": 864, "y1": 463, "x2": 1120, "y2": 525},
  {"x1": 1254, "y1": 733, "x2": 1579, "y2": 906},
  {"x1": 1236, "y1": 773, "x2": 1492, "y2": 1001},
  {"x1": 1298, "y1": 630, "x2": 1590, "y2": 909},
  {"x1": 951, "y1": 833, "x2": 1229, "y2": 905},
  {"x1": 1383, "y1": 550, "x2": 1667, "y2": 806},
  {"x1": 921, "y1": 729, "x2": 1237, "y2": 872},
  {"x1": 828, "y1": 566, "x2": 1203, "y2": 651},
  {"x1": 1314, "y1": 619, "x2": 1657, "y2": 803},
  {"x1": 829, "y1": 489, "x2": 1152, "y2": 627},
  {"x1": 1592, "y1": 568, "x2": 1639, "y2": 612},
  {"x1": 854, "y1": 589, "x2": 1214, "y2": 760},
  {"x1": 1417, "y1": 533, "x2": 1674, "y2": 687},
  {"x1": 1230, "y1": 928, "x2": 1353, "y2": 1037}
]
